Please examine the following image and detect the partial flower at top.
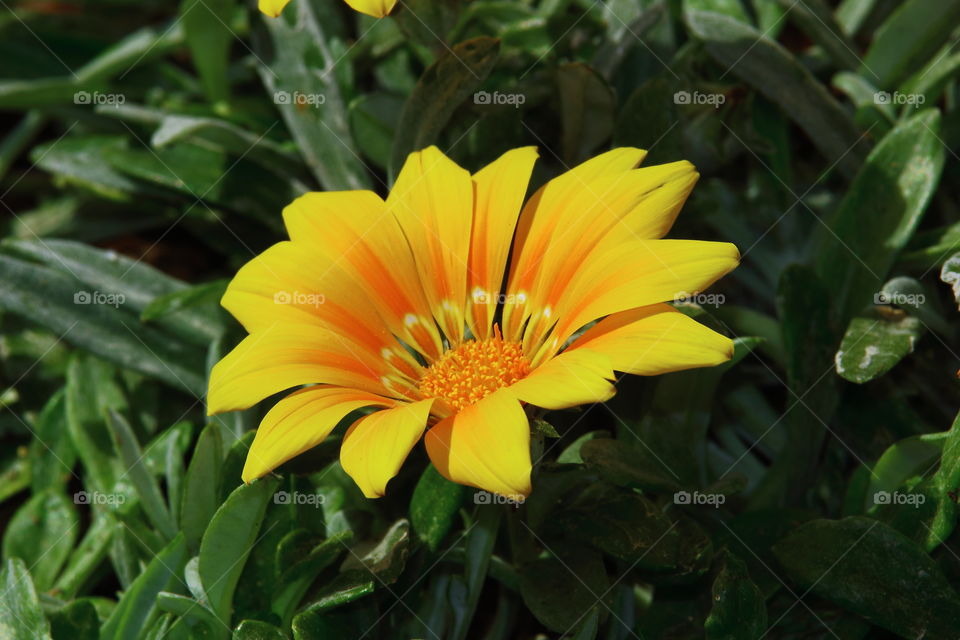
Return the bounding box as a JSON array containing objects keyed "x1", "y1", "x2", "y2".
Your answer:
[
  {"x1": 207, "y1": 146, "x2": 740, "y2": 501},
  {"x1": 258, "y1": 0, "x2": 397, "y2": 18}
]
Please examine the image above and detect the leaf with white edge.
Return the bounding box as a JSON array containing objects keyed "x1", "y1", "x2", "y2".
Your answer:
[
  {"x1": 199, "y1": 478, "x2": 280, "y2": 627},
  {"x1": 940, "y1": 253, "x2": 960, "y2": 309},
  {"x1": 835, "y1": 306, "x2": 922, "y2": 383}
]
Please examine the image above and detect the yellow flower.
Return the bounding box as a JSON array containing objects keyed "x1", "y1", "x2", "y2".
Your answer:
[
  {"x1": 258, "y1": 0, "x2": 396, "y2": 18},
  {"x1": 207, "y1": 146, "x2": 739, "y2": 500}
]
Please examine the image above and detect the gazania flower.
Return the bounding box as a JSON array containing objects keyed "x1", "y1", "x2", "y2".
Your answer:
[
  {"x1": 207, "y1": 146, "x2": 739, "y2": 500},
  {"x1": 258, "y1": 0, "x2": 395, "y2": 18}
]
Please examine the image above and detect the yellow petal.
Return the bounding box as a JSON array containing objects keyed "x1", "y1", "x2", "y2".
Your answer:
[
  {"x1": 503, "y1": 147, "x2": 647, "y2": 342},
  {"x1": 340, "y1": 398, "x2": 434, "y2": 498},
  {"x1": 221, "y1": 241, "x2": 403, "y2": 366},
  {"x1": 467, "y1": 147, "x2": 538, "y2": 340},
  {"x1": 283, "y1": 190, "x2": 443, "y2": 359},
  {"x1": 508, "y1": 349, "x2": 616, "y2": 410},
  {"x1": 242, "y1": 386, "x2": 394, "y2": 482},
  {"x1": 388, "y1": 146, "x2": 473, "y2": 346},
  {"x1": 207, "y1": 323, "x2": 394, "y2": 415},
  {"x1": 567, "y1": 304, "x2": 733, "y2": 375},
  {"x1": 343, "y1": 0, "x2": 397, "y2": 18},
  {"x1": 517, "y1": 161, "x2": 699, "y2": 352},
  {"x1": 259, "y1": 0, "x2": 292, "y2": 17},
  {"x1": 536, "y1": 239, "x2": 739, "y2": 363},
  {"x1": 424, "y1": 388, "x2": 531, "y2": 500}
]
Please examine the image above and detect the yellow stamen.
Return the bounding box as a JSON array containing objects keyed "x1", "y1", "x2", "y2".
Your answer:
[{"x1": 419, "y1": 329, "x2": 531, "y2": 411}]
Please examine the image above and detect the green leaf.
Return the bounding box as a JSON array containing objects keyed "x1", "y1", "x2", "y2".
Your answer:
[
  {"x1": 306, "y1": 520, "x2": 410, "y2": 613},
  {"x1": 349, "y1": 93, "x2": 405, "y2": 171},
  {"x1": 0, "y1": 250, "x2": 206, "y2": 395},
  {"x1": 814, "y1": 110, "x2": 945, "y2": 322},
  {"x1": 0, "y1": 558, "x2": 53, "y2": 640},
  {"x1": 777, "y1": 0, "x2": 861, "y2": 71},
  {"x1": 234, "y1": 619, "x2": 287, "y2": 640},
  {"x1": 0, "y1": 25, "x2": 184, "y2": 109},
  {"x1": 555, "y1": 490, "x2": 711, "y2": 576},
  {"x1": 29, "y1": 389, "x2": 76, "y2": 493},
  {"x1": 101, "y1": 534, "x2": 189, "y2": 640},
  {"x1": 941, "y1": 252, "x2": 960, "y2": 308},
  {"x1": 686, "y1": 9, "x2": 868, "y2": 178},
  {"x1": 773, "y1": 517, "x2": 960, "y2": 638},
  {"x1": 860, "y1": 0, "x2": 960, "y2": 89},
  {"x1": 180, "y1": 0, "x2": 235, "y2": 105},
  {"x1": 864, "y1": 432, "x2": 946, "y2": 514},
  {"x1": 54, "y1": 512, "x2": 115, "y2": 599},
  {"x1": 390, "y1": 36, "x2": 500, "y2": 178},
  {"x1": 704, "y1": 552, "x2": 766, "y2": 639},
  {"x1": 272, "y1": 530, "x2": 350, "y2": 625},
  {"x1": 107, "y1": 410, "x2": 177, "y2": 540},
  {"x1": 199, "y1": 478, "x2": 280, "y2": 627},
  {"x1": 835, "y1": 305, "x2": 923, "y2": 383},
  {"x1": 181, "y1": 423, "x2": 225, "y2": 552},
  {"x1": 518, "y1": 547, "x2": 609, "y2": 633},
  {"x1": 47, "y1": 599, "x2": 99, "y2": 640},
  {"x1": 410, "y1": 464, "x2": 466, "y2": 552},
  {"x1": 2, "y1": 490, "x2": 78, "y2": 591},
  {"x1": 450, "y1": 507, "x2": 499, "y2": 640},
  {"x1": 579, "y1": 438, "x2": 682, "y2": 493},
  {"x1": 261, "y1": 1, "x2": 371, "y2": 190},
  {"x1": 556, "y1": 63, "x2": 615, "y2": 165},
  {"x1": 0, "y1": 450, "x2": 30, "y2": 504},
  {"x1": 927, "y1": 411, "x2": 960, "y2": 551},
  {"x1": 65, "y1": 354, "x2": 124, "y2": 494}
]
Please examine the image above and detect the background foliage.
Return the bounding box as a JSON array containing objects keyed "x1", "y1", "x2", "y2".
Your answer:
[{"x1": 1, "y1": 0, "x2": 960, "y2": 638}]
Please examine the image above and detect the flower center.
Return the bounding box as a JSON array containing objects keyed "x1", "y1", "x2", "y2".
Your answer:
[{"x1": 419, "y1": 333, "x2": 531, "y2": 411}]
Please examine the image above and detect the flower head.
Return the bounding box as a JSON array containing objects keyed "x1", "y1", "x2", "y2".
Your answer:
[
  {"x1": 259, "y1": 0, "x2": 396, "y2": 18},
  {"x1": 207, "y1": 146, "x2": 739, "y2": 500}
]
